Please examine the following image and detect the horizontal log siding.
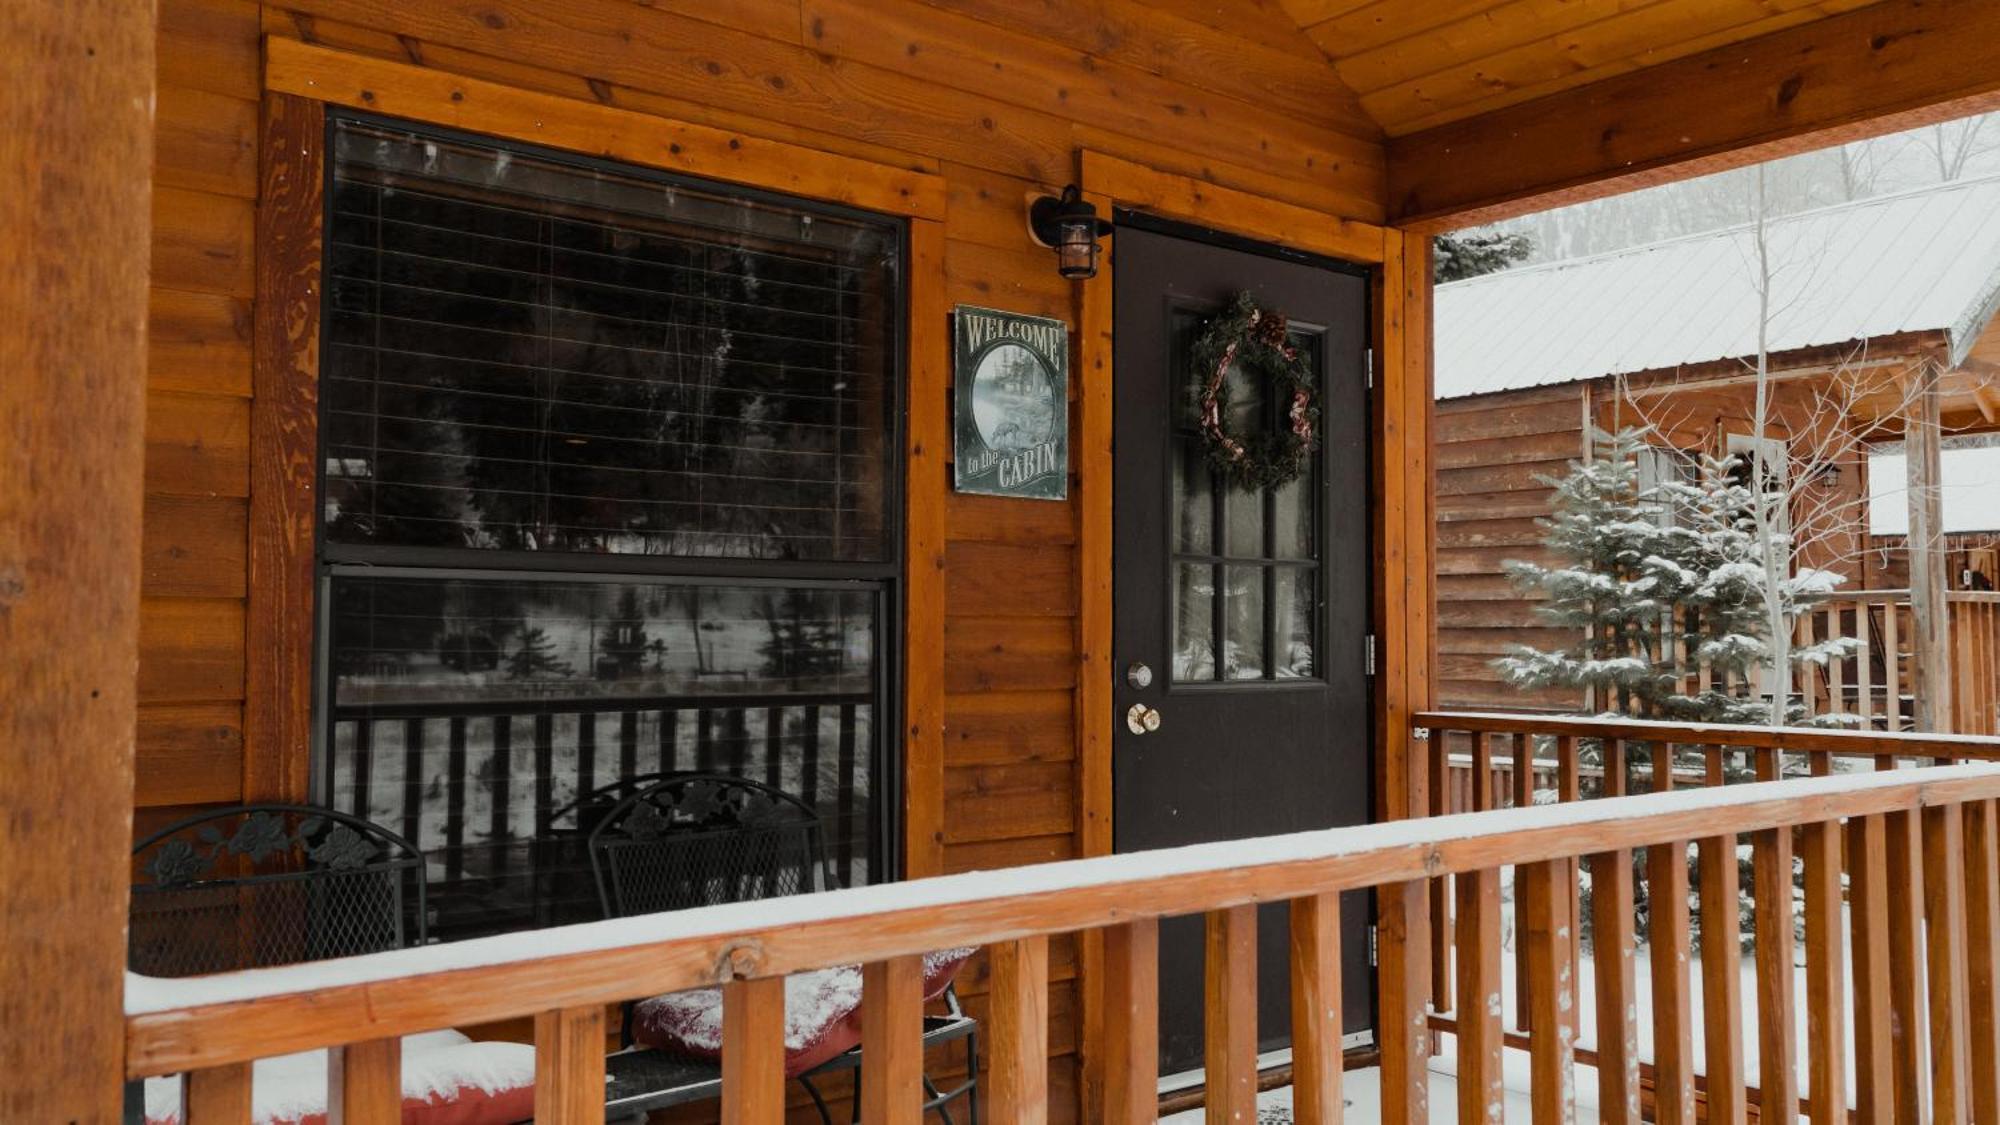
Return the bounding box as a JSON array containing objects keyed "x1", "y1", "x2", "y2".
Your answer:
[
  {"x1": 1433, "y1": 384, "x2": 1586, "y2": 711},
  {"x1": 138, "y1": 2, "x2": 1390, "y2": 1119}
]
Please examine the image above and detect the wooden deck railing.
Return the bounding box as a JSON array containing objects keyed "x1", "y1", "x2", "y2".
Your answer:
[
  {"x1": 1417, "y1": 710, "x2": 2000, "y2": 1123},
  {"x1": 128, "y1": 722, "x2": 2000, "y2": 1123},
  {"x1": 1801, "y1": 590, "x2": 2000, "y2": 734}
]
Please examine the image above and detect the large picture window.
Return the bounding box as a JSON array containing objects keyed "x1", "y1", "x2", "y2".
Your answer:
[{"x1": 317, "y1": 116, "x2": 903, "y2": 940}]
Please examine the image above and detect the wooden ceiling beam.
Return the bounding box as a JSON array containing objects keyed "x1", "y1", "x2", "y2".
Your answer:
[{"x1": 1385, "y1": 0, "x2": 2000, "y2": 230}]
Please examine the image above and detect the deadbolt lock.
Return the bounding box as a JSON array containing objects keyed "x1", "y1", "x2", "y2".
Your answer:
[{"x1": 1125, "y1": 703, "x2": 1163, "y2": 734}]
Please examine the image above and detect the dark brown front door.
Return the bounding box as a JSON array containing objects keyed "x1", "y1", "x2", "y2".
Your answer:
[{"x1": 1111, "y1": 217, "x2": 1374, "y2": 1079}]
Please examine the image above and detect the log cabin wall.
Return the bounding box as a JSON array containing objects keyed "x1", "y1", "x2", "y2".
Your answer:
[
  {"x1": 1433, "y1": 383, "x2": 1586, "y2": 710},
  {"x1": 139, "y1": 0, "x2": 1388, "y2": 1117}
]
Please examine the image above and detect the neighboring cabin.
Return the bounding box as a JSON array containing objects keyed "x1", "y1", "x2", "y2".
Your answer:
[{"x1": 1435, "y1": 177, "x2": 2000, "y2": 711}]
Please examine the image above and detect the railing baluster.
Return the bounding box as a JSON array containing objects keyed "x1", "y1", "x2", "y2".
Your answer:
[
  {"x1": 1887, "y1": 804, "x2": 1930, "y2": 1124},
  {"x1": 861, "y1": 956, "x2": 923, "y2": 1125},
  {"x1": 1849, "y1": 808, "x2": 1897, "y2": 1121},
  {"x1": 1379, "y1": 879, "x2": 1432, "y2": 1125},
  {"x1": 401, "y1": 717, "x2": 424, "y2": 853},
  {"x1": 1858, "y1": 601, "x2": 1875, "y2": 727},
  {"x1": 1514, "y1": 734, "x2": 1535, "y2": 1034},
  {"x1": 1557, "y1": 735, "x2": 1581, "y2": 988},
  {"x1": 328, "y1": 1037, "x2": 401, "y2": 1125},
  {"x1": 1696, "y1": 747, "x2": 1746, "y2": 1124},
  {"x1": 1964, "y1": 798, "x2": 2000, "y2": 1121},
  {"x1": 1802, "y1": 756, "x2": 1847, "y2": 1125},
  {"x1": 1428, "y1": 728, "x2": 1454, "y2": 1009},
  {"x1": 533, "y1": 1004, "x2": 606, "y2": 1125},
  {"x1": 1591, "y1": 738, "x2": 1641, "y2": 1125},
  {"x1": 1925, "y1": 804, "x2": 1973, "y2": 1123},
  {"x1": 763, "y1": 705, "x2": 784, "y2": 789},
  {"x1": 1101, "y1": 919, "x2": 1160, "y2": 1125},
  {"x1": 182, "y1": 1062, "x2": 252, "y2": 1124},
  {"x1": 838, "y1": 703, "x2": 859, "y2": 885},
  {"x1": 1471, "y1": 730, "x2": 1495, "y2": 811},
  {"x1": 620, "y1": 709, "x2": 639, "y2": 781},
  {"x1": 988, "y1": 936, "x2": 1050, "y2": 1124},
  {"x1": 1456, "y1": 866, "x2": 1504, "y2": 1124},
  {"x1": 577, "y1": 710, "x2": 597, "y2": 800},
  {"x1": 722, "y1": 976, "x2": 786, "y2": 1124},
  {"x1": 1646, "y1": 742, "x2": 1697, "y2": 1125},
  {"x1": 1887, "y1": 605, "x2": 1904, "y2": 731},
  {"x1": 490, "y1": 715, "x2": 511, "y2": 877},
  {"x1": 1521, "y1": 858, "x2": 1576, "y2": 1125},
  {"x1": 444, "y1": 716, "x2": 466, "y2": 885},
  {"x1": 1750, "y1": 747, "x2": 1797, "y2": 1121},
  {"x1": 1289, "y1": 893, "x2": 1341, "y2": 1125},
  {"x1": 1205, "y1": 905, "x2": 1257, "y2": 1124}
]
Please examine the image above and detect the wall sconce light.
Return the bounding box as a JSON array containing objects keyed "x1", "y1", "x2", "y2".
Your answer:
[
  {"x1": 1812, "y1": 462, "x2": 1844, "y2": 491},
  {"x1": 1029, "y1": 184, "x2": 1112, "y2": 280}
]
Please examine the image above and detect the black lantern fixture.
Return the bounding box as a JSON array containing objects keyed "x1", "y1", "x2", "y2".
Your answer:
[{"x1": 1029, "y1": 184, "x2": 1112, "y2": 280}]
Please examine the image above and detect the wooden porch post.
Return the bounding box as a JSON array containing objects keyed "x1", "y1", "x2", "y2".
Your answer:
[
  {"x1": 1908, "y1": 361, "x2": 1953, "y2": 731},
  {"x1": 0, "y1": 0, "x2": 155, "y2": 1119}
]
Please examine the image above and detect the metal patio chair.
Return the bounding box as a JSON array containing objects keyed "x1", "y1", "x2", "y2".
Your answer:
[
  {"x1": 129, "y1": 803, "x2": 428, "y2": 978},
  {"x1": 587, "y1": 773, "x2": 979, "y2": 1124}
]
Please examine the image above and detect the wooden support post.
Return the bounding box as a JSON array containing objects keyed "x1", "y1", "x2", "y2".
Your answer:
[
  {"x1": 1909, "y1": 361, "x2": 1953, "y2": 731},
  {"x1": 0, "y1": 0, "x2": 154, "y2": 1119},
  {"x1": 722, "y1": 977, "x2": 787, "y2": 1124},
  {"x1": 1290, "y1": 893, "x2": 1343, "y2": 1125},
  {"x1": 1964, "y1": 799, "x2": 2000, "y2": 1122},
  {"x1": 1101, "y1": 920, "x2": 1159, "y2": 1125},
  {"x1": 182, "y1": 1064, "x2": 253, "y2": 1125},
  {"x1": 1925, "y1": 805, "x2": 1972, "y2": 1124},
  {"x1": 1522, "y1": 859, "x2": 1577, "y2": 1124},
  {"x1": 1378, "y1": 880, "x2": 1433, "y2": 1125},
  {"x1": 1205, "y1": 905, "x2": 1257, "y2": 1124},
  {"x1": 1801, "y1": 772, "x2": 1848, "y2": 1125},
  {"x1": 1848, "y1": 812, "x2": 1897, "y2": 1122},
  {"x1": 533, "y1": 1005, "x2": 606, "y2": 1125},
  {"x1": 1697, "y1": 827, "x2": 1747, "y2": 1124},
  {"x1": 1593, "y1": 743, "x2": 1641, "y2": 1125},
  {"x1": 1456, "y1": 867, "x2": 1504, "y2": 1122},
  {"x1": 1750, "y1": 749, "x2": 1797, "y2": 1121},
  {"x1": 1886, "y1": 807, "x2": 1929, "y2": 1125},
  {"x1": 328, "y1": 1038, "x2": 402, "y2": 1125},
  {"x1": 862, "y1": 956, "x2": 924, "y2": 1125},
  {"x1": 988, "y1": 936, "x2": 1051, "y2": 1125}
]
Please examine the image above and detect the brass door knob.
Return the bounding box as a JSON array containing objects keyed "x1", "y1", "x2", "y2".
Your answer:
[{"x1": 1126, "y1": 703, "x2": 1163, "y2": 734}]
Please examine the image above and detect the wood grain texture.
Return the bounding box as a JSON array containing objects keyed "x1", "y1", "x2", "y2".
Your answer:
[
  {"x1": 1287, "y1": 893, "x2": 1341, "y2": 1125},
  {"x1": 183, "y1": 1063, "x2": 253, "y2": 1123},
  {"x1": 1750, "y1": 750, "x2": 1797, "y2": 1122},
  {"x1": 1387, "y1": 0, "x2": 2000, "y2": 227},
  {"x1": 1099, "y1": 919, "x2": 1158, "y2": 1124},
  {"x1": 1375, "y1": 879, "x2": 1431, "y2": 1125},
  {"x1": 987, "y1": 936, "x2": 1051, "y2": 1124},
  {"x1": 1455, "y1": 866, "x2": 1504, "y2": 1122},
  {"x1": 0, "y1": 8, "x2": 153, "y2": 1121},
  {"x1": 1801, "y1": 792, "x2": 1847, "y2": 1125},
  {"x1": 1848, "y1": 811, "x2": 1897, "y2": 1123},
  {"x1": 1204, "y1": 905, "x2": 1257, "y2": 1124},
  {"x1": 1696, "y1": 826, "x2": 1745, "y2": 1125},
  {"x1": 532, "y1": 1005, "x2": 606, "y2": 1125},
  {"x1": 244, "y1": 92, "x2": 322, "y2": 804},
  {"x1": 1964, "y1": 799, "x2": 2000, "y2": 1123},
  {"x1": 1520, "y1": 859, "x2": 1576, "y2": 1125},
  {"x1": 1886, "y1": 807, "x2": 1930, "y2": 1124},
  {"x1": 1925, "y1": 804, "x2": 1972, "y2": 1123},
  {"x1": 327, "y1": 1038, "x2": 401, "y2": 1125},
  {"x1": 904, "y1": 217, "x2": 948, "y2": 880},
  {"x1": 861, "y1": 957, "x2": 925, "y2": 1125},
  {"x1": 1589, "y1": 847, "x2": 1640, "y2": 1125},
  {"x1": 721, "y1": 977, "x2": 786, "y2": 1124}
]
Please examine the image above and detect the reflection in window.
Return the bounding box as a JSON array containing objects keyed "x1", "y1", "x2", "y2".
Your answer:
[{"x1": 315, "y1": 117, "x2": 902, "y2": 940}]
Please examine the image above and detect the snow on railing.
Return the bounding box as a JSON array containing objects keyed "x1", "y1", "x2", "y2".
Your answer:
[{"x1": 130, "y1": 759, "x2": 2000, "y2": 1124}]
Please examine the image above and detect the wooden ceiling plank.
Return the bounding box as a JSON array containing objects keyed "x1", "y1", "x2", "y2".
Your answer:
[{"x1": 1388, "y1": 0, "x2": 2000, "y2": 227}]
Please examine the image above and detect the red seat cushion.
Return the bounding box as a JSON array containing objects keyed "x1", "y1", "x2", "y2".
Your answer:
[{"x1": 632, "y1": 947, "x2": 975, "y2": 1078}]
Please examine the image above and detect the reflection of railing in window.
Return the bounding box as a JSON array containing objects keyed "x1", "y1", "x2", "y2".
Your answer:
[{"x1": 326, "y1": 689, "x2": 873, "y2": 940}]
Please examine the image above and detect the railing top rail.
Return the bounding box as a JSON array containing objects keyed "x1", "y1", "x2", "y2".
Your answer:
[
  {"x1": 124, "y1": 763, "x2": 2000, "y2": 1078},
  {"x1": 1414, "y1": 709, "x2": 2000, "y2": 758}
]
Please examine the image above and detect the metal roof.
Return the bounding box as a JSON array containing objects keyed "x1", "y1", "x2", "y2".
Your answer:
[{"x1": 1435, "y1": 175, "x2": 2000, "y2": 401}]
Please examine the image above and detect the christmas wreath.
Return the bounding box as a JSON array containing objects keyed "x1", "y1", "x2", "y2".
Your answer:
[{"x1": 1192, "y1": 291, "x2": 1318, "y2": 490}]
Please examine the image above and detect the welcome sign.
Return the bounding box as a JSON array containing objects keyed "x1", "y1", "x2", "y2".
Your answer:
[{"x1": 952, "y1": 305, "x2": 1069, "y2": 501}]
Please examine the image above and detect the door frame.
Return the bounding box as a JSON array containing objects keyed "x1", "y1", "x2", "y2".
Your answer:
[{"x1": 1073, "y1": 150, "x2": 1434, "y2": 1108}]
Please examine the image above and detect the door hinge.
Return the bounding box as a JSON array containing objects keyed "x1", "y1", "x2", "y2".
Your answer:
[
  {"x1": 1364, "y1": 634, "x2": 1377, "y2": 676},
  {"x1": 1368, "y1": 924, "x2": 1378, "y2": 967},
  {"x1": 1364, "y1": 346, "x2": 1375, "y2": 389}
]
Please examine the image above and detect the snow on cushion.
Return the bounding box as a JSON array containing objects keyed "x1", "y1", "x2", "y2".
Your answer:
[
  {"x1": 633, "y1": 947, "x2": 975, "y2": 1078},
  {"x1": 142, "y1": 1030, "x2": 536, "y2": 1125}
]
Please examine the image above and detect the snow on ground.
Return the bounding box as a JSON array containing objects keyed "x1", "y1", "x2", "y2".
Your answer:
[{"x1": 1160, "y1": 1063, "x2": 1599, "y2": 1124}]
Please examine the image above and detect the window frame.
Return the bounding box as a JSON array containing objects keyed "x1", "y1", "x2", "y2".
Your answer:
[{"x1": 307, "y1": 108, "x2": 912, "y2": 896}]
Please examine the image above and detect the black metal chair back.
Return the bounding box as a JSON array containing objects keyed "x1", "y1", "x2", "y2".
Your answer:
[
  {"x1": 588, "y1": 774, "x2": 827, "y2": 918},
  {"x1": 129, "y1": 804, "x2": 427, "y2": 977}
]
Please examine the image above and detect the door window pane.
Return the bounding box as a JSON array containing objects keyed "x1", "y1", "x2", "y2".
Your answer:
[
  {"x1": 1172, "y1": 436, "x2": 1213, "y2": 554},
  {"x1": 1222, "y1": 566, "x2": 1266, "y2": 680},
  {"x1": 1275, "y1": 567, "x2": 1317, "y2": 678},
  {"x1": 326, "y1": 574, "x2": 878, "y2": 939},
  {"x1": 323, "y1": 119, "x2": 899, "y2": 562},
  {"x1": 1173, "y1": 564, "x2": 1217, "y2": 682}
]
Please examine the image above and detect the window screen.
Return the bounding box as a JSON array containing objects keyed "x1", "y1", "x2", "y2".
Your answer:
[{"x1": 317, "y1": 117, "x2": 902, "y2": 942}]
